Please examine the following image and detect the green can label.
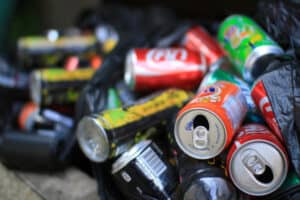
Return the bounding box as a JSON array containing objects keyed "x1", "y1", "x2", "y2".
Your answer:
[{"x1": 218, "y1": 15, "x2": 282, "y2": 76}]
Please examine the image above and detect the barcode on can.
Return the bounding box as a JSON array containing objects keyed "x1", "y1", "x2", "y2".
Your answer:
[
  {"x1": 222, "y1": 89, "x2": 247, "y2": 130},
  {"x1": 137, "y1": 147, "x2": 167, "y2": 178}
]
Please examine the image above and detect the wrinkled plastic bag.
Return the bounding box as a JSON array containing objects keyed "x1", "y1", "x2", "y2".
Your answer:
[{"x1": 260, "y1": 57, "x2": 300, "y2": 176}]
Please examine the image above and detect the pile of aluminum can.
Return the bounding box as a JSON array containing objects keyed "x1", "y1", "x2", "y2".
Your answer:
[
  {"x1": 1, "y1": 7, "x2": 300, "y2": 200},
  {"x1": 74, "y1": 14, "x2": 298, "y2": 199}
]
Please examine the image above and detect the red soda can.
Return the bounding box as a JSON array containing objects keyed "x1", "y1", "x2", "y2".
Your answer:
[
  {"x1": 182, "y1": 26, "x2": 226, "y2": 71},
  {"x1": 174, "y1": 81, "x2": 248, "y2": 159},
  {"x1": 251, "y1": 80, "x2": 283, "y2": 141},
  {"x1": 124, "y1": 48, "x2": 206, "y2": 91},
  {"x1": 227, "y1": 124, "x2": 288, "y2": 196}
]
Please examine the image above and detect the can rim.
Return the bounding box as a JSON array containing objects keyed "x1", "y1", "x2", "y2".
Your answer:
[
  {"x1": 111, "y1": 140, "x2": 151, "y2": 174},
  {"x1": 124, "y1": 49, "x2": 136, "y2": 90},
  {"x1": 76, "y1": 116, "x2": 110, "y2": 162},
  {"x1": 245, "y1": 45, "x2": 283, "y2": 76},
  {"x1": 30, "y1": 71, "x2": 42, "y2": 105},
  {"x1": 174, "y1": 108, "x2": 227, "y2": 160},
  {"x1": 229, "y1": 139, "x2": 288, "y2": 196}
]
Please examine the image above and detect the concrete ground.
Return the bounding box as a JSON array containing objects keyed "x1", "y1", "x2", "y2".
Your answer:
[{"x1": 0, "y1": 163, "x2": 99, "y2": 200}]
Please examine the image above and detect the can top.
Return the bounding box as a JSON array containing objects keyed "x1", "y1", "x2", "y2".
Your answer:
[
  {"x1": 124, "y1": 49, "x2": 136, "y2": 90},
  {"x1": 112, "y1": 140, "x2": 151, "y2": 174},
  {"x1": 174, "y1": 108, "x2": 227, "y2": 159},
  {"x1": 229, "y1": 140, "x2": 288, "y2": 196},
  {"x1": 76, "y1": 116, "x2": 110, "y2": 162},
  {"x1": 30, "y1": 71, "x2": 42, "y2": 105}
]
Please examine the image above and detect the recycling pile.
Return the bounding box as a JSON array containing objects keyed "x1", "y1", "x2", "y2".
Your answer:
[{"x1": 0, "y1": 2, "x2": 300, "y2": 200}]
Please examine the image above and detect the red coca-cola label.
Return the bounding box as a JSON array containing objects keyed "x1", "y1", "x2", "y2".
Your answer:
[
  {"x1": 227, "y1": 124, "x2": 288, "y2": 173},
  {"x1": 183, "y1": 26, "x2": 225, "y2": 67},
  {"x1": 251, "y1": 80, "x2": 283, "y2": 141},
  {"x1": 128, "y1": 48, "x2": 206, "y2": 91}
]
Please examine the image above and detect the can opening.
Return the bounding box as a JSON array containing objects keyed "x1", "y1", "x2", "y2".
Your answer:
[
  {"x1": 193, "y1": 115, "x2": 209, "y2": 130},
  {"x1": 255, "y1": 166, "x2": 274, "y2": 184}
]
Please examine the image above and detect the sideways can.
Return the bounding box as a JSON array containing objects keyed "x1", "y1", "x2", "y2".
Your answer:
[
  {"x1": 251, "y1": 80, "x2": 283, "y2": 141},
  {"x1": 124, "y1": 48, "x2": 206, "y2": 91},
  {"x1": 176, "y1": 154, "x2": 238, "y2": 200},
  {"x1": 112, "y1": 140, "x2": 177, "y2": 200},
  {"x1": 30, "y1": 67, "x2": 96, "y2": 106},
  {"x1": 227, "y1": 124, "x2": 288, "y2": 196},
  {"x1": 76, "y1": 89, "x2": 191, "y2": 162},
  {"x1": 218, "y1": 15, "x2": 283, "y2": 81},
  {"x1": 174, "y1": 81, "x2": 248, "y2": 159},
  {"x1": 182, "y1": 26, "x2": 226, "y2": 71}
]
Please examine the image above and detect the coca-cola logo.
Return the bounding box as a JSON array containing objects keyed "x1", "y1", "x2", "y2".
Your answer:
[{"x1": 146, "y1": 49, "x2": 188, "y2": 62}]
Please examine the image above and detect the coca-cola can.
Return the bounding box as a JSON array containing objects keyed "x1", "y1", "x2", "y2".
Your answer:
[
  {"x1": 227, "y1": 124, "x2": 289, "y2": 196},
  {"x1": 182, "y1": 26, "x2": 226, "y2": 71},
  {"x1": 251, "y1": 80, "x2": 283, "y2": 141},
  {"x1": 124, "y1": 48, "x2": 206, "y2": 91}
]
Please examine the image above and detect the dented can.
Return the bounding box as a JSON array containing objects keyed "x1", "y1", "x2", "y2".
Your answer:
[
  {"x1": 182, "y1": 26, "x2": 226, "y2": 71},
  {"x1": 76, "y1": 89, "x2": 191, "y2": 162},
  {"x1": 251, "y1": 80, "x2": 283, "y2": 141},
  {"x1": 111, "y1": 140, "x2": 176, "y2": 200},
  {"x1": 227, "y1": 124, "x2": 288, "y2": 196},
  {"x1": 218, "y1": 15, "x2": 283, "y2": 82},
  {"x1": 124, "y1": 48, "x2": 206, "y2": 91},
  {"x1": 174, "y1": 81, "x2": 248, "y2": 159},
  {"x1": 30, "y1": 67, "x2": 96, "y2": 106}
]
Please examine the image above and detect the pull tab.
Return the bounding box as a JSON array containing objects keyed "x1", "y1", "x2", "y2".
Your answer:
[
  {"x1": 241, "y1": 149, "x2": 274, "y2": 183},
  {"x1": 192, "y1": 126, "x2": 209, "y2": 149},
  {"x1": 243, "y1": 153, "x2": 265, "y2": 175}
]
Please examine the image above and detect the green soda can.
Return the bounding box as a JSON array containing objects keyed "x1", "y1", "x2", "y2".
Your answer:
[
  {"x1": 218, "y1": 15, "x2": 283, "y2": 82},
  {"x1": 107, "y1": 88, "x2": 122, "y2": 109}
]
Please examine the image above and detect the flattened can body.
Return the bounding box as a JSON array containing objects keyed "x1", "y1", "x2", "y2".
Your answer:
[
  {"x1": 218, "y1": 15, "x2": 283, "y2": 81},
  {"x1": 227, "y1": 124, "x2": 288, "y2": 196},
  {"x1": 174, "y1": 81, "x2": 248, "y2": 159},
  {"x1": 124, "y1": 48, "x2": 206, "y2": 91}
]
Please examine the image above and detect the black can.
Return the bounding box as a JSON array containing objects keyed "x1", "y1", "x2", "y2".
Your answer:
[
  {"x1": 177, "y1": 154, "x2": 238, "y2": 200},
  {"x1": 111, "y1": 140, "x2": 177, "y2": 200}
]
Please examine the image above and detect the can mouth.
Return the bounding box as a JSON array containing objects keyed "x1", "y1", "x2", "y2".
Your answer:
[
  {"x1": 112, "y1": 140, "x2": 151, "y2": 174},
  {"x1": 124, "y1": 50, "x2": 136, "y2": 90},
  {"x1": 76, "y1": 116, "x2": 110, "y2": 162},
  {"x1": 229, "y1": 140, "x2": 288, "y2": 196},
  {"x1": 30, "y1": 71, "x2": 42, "y2": 105},
  {"x1": 174, "y1": 108, "x2": 227, "y2": 160}
]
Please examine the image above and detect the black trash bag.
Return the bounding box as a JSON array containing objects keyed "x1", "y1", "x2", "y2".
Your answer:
[
  {"x1": 256, "y1": 0, "x2": 300, "y2": 57},
  {"x1": 258, "y1": 57, "x2": 300, "y2": 176}
]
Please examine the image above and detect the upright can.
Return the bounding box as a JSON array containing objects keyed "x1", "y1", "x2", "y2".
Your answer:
[
  {"x1": 251, "y1": 80, "x2": 283, "y2": 141},
  {"x1": 218, "y1": 15, "x2": 283, "y2": 82},
  {"x1": 227, "y1": 124, "x2": 289, "y2": 196},
  {"x1": 112, "y1": 140, "x2": 177, "y2": 200},
  {"x1": 124, "y1": 48, "x2": 206, "y2": 91},
  {"x1": 174, "y1": 81, "x2": 248, "y2": 159},
  {"x1": 181, "y1": 26, "x2": 226, "y2": 71},
  {"x1": 30, "y1": 67, "x2": 96, "y2": 106},
  {"x1": 76, "y1": 89, "x2": 191, "y2": 162}
]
